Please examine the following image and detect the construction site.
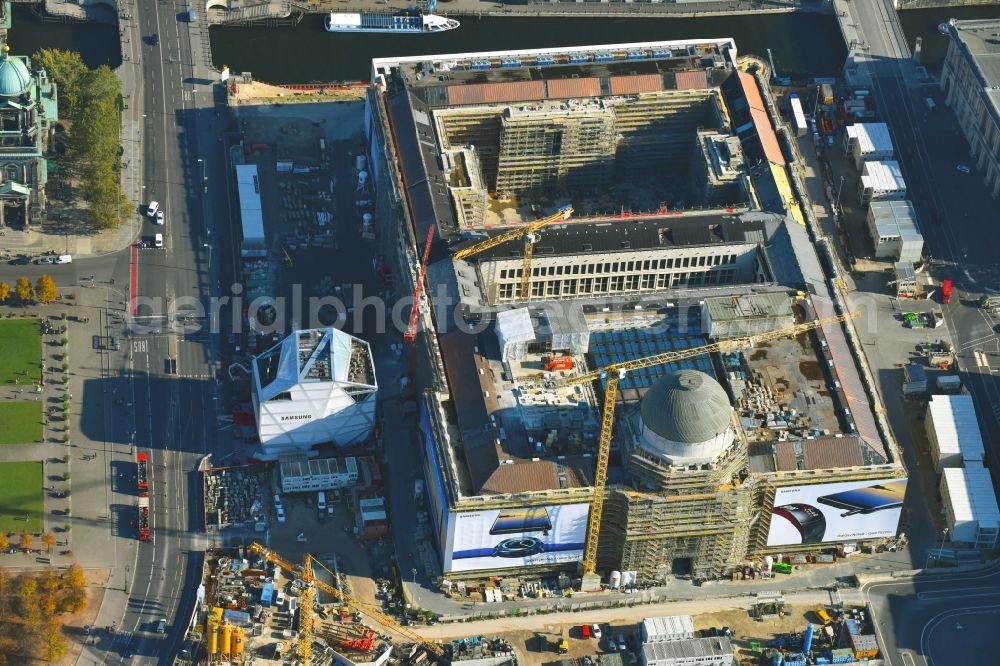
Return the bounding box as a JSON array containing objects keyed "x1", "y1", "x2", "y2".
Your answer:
[{"x1": 366, "y1": 38, "x2": 905, "y2": 590}]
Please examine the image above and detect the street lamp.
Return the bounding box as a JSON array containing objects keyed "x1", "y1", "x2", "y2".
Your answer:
[
  {"x1": 834, "y1": 175, "x2": 846, "y2": 215},
  {"x1": 197, "y1": 158, "x2": 207, "y2": 194},
  {"x1": 926, "y1": 527, "x2": 949, "y2": 569}
]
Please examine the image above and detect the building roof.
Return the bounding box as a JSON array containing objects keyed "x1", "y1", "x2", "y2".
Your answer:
[
  {"x1": 641, "y1": 636, "x2": 733, "y2": 661},
  {"x1": 773, "y1": 436, "x2": 872, "y2": 471},
  {"x1": 704, "y1": 292, "x2": 792, "y2": 322},
  {"x1": 846, "y1": 123, "x2": 893, "y2": 155},
  {"x1": 639, "y1": 370, "x2": 733, "y2": 444},
  {"x1": 0, "y1": 51, "x2": 31, "y2": 97},
  {"x1": 726, "y1": 70, "x2": 785, "y2": 166},
  {"x1": 942, "y1": 464, "x2": 1000, "y2": 527},
  {"x1": 642, "y1": 615, "x2": 695, "y2": 642},
  {"x1": 861, "y1": 161, "x2": 906, "y2": 192},
  {"x1": 495, "y1": 308, "x2": 536, "y2": 347},
  {"x1": 869, "y1": 200, "x2": 920, "y2": 240},
  {"x1": 235, "y1": 164, "x2": 265, "y2": 244},
  {"x1": 927, "y1": 394, "x2": 986, "y2": 461},
  {"x1": 609, "y1": 73, "x2": 663, "y2": 95},
  {"x1": 253, "y1": 328, "x2": 376, "y2": 402},
  {"x1": 451, "y1": 208, "x2": 761, "y2": 260},
  {"x1": 675, "y1": 70, "x2": 708, "y2": 90}
]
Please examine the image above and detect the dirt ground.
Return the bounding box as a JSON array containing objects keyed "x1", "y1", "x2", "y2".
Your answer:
[
  {"x1": 693, "y1": 604, "x2": 815, "y2": 660},
  {"x1": 229, "y1": 79, "x2": 366, "y2": 105},
  {"x1": 55, "y1": 567, "x2": 110, "y2": 666}
]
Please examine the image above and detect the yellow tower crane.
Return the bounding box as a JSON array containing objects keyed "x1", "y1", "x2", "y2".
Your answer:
[
  {"x1": 452, "y1": 205, "x2": 573, "y2": 301},
  {"x1": 247, "y1": 542, "x2": 445, "y2": 660},
  {"x1": 545, "y1": 310, "x2": 859, "y2": 578}
]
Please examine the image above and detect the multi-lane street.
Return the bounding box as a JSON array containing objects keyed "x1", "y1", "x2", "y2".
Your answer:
[
  {"x1": 55, "y1": 1, "x2": 230, "y2": 663},
  {"x1": 841, "y1": 0, "x2": 1000, "y2": 663}
]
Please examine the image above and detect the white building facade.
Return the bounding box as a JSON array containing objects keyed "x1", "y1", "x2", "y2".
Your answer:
[{"x1": 941, "y1": 19, "x2": 1000, "y2": 200}]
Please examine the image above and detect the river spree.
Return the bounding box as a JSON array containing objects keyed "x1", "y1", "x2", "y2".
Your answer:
[{"x1": 209, "y1": 12, "x2": 847, "y2": 83}]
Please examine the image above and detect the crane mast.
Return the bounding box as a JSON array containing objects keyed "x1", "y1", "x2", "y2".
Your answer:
[{"x1": 452, "y1": 206, "x2": 573, "y2": 301}]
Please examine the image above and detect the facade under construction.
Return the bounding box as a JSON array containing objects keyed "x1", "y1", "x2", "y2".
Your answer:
[{"x1": 366, "y1": 40, "x2": 904, "y2": 584}]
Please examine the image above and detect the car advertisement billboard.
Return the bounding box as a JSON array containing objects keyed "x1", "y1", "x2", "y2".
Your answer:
[
  {"x1": 444, "y1": 503, "x2": 589, "y2": 572},
  {"x1": 766, "y1": 478, "x2": 907, "y2": 547}
]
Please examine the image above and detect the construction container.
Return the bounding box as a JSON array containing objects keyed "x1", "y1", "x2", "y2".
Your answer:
[
  {"x1": 207, "y1": 617, "x2": 219, "y2": 656},
  {"x1": 232, "y1": 626, "x2": 245, "y2": 660},
  {"x1": 222, "y1": 621, "x2": 232, "y2": 657}
]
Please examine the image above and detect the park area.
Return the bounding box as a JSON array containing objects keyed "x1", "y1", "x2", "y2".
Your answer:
[
  {"x1": 0, "y1": 460, "x2": 44, "y2": 533},
  {"x1": 0, "y1": 318, "x2": 42, "y2": 385},
  {"x1": 0, "y1": 318, "x2": 43, "y2": 445}
]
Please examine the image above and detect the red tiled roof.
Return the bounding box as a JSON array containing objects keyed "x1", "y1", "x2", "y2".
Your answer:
[
  {"x1": 737, "y1": 71, "x2": 785, "y2": 166},
  {"x1": 447, "y1": 81, "x2": 547, "y2": 106},
  {"x1": 546, "y1": 77, "x2": 601, "y2": 99},
  {"x1": 609, "y1": 74, "x2": 662, "y2": 95},
  {"x1": 675, "y1": 70, "x2": 709, "y2": 90}
]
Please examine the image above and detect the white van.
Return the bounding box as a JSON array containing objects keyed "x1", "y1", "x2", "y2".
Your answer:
[
  {"x1": 56, "y1": 254, "x2": 73, "y2": 264},
  {"x1": 154, "y1": 233, "x2": 163, "y2": 249},
  {"x1": 317, "y1": 491, "x2": 327, "y2": 517}
]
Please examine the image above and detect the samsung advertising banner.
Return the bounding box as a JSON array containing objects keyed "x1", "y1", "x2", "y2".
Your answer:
[
  {"x1": 444, "y1": 503, "x2": 589, "y2": 573},
  {"x1": 766, "y1": 478, "x2": 907, "y2": 547}
]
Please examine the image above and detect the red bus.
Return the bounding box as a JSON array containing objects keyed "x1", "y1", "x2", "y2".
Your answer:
[
  {"x1": 136, "y1": 453, "x2": 149, "y2": 496},
  {"x1": 942, "y1": 279, "x2": 953, "y2": 304}
]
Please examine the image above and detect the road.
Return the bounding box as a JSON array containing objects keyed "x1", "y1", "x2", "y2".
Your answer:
[
  {"x1": 837, "y1": 0, "x2": 1000, "y2": 663},
  {"x1": 864, "y1": 563, "x2": 1000, "y2": 666},
  {"x1": 63, "y1": 1, "x2": 229, "y2": 663}
]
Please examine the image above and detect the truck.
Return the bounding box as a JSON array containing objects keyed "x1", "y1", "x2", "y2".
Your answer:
[
  {"x1": 136, "y1": 453, "x2": 149, "y2": 496},
  {"x1": 790, "y1": 94, "x2": 808, "y2": 137},
  {"x1": 941, "y1": 278, "x2": 953, "y2": 304},
  {"x1": 138, "y1": 496, "x2": 151, "y2": 542}
]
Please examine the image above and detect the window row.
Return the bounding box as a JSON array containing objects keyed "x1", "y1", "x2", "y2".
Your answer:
[
  {"x1": 497, "y1": 253, "x2": 739, "y2": 280},
  {"x1": 496, "y1": 268, "x2": 736, "y2": 300}
]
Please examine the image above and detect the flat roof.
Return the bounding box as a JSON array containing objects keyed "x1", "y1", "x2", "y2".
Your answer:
[
  {"x1": 847, "y1": 123, "x2": 893, "y2": 154},
  {"x1": 452, "y1": 209, "x2": 762, "y2": 261},
  {"x1": 928, "y1": 394, "x2": 986, "y2": 460},
  {"x1": 704, "y1": 292, "x2": 793, "y2": 322},
  {"x1": 641, "y1": 636, "x2": 733, "y2": 661},
  {"x1": 861, "y1": 161, "x2": 906, "y2": 192},
  {"x1": 235, "y1": 164, "x2": 265, "y2": 244},
  {"x1": 942, "y1": 464, "x2": 1000, "y2": 526}
]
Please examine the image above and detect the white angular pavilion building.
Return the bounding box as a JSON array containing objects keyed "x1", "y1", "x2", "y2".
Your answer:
[{"x1": 252, "y1": 328, "x2": 378, "y2": 453}]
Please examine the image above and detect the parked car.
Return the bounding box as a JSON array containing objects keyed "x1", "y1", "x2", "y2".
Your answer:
[
  {"x1": 275, "y1": 506, "x2": 286, "y2": 523},
  {"x1": 591, "y1": 624, "x2": 602, "y2": 640},
  {"x1": 146, "y1": 201, "x2": 159, "y2": 217},
  {"x1": 956, "y1": 164, "x2": 971, "y2": 174},
  {"x1": 156, "y1": 619, "x2": 167, "y2": 634},
  {"x1": 56, "y1": 254, "x2": 73, "y2": 264},
  {"x1": 34, "y1": 257, "x2": 55, "y2": 264},
  {"x1": 8, "y1": 255, "x2": 29, "y2": 265},
  {"x1": 155, "y1": 210, "x2": 165, "y2": 225},
  {"x1": 154, "y1": 234, "x2": 163, "y2": 249},
  {"x1": 616, "y1": 635, "x2": 627, "y2": 652}
]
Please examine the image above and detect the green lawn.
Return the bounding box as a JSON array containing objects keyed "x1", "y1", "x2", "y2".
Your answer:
[
  {"x1": 0, "y1": 461, "x2": 43, "y2": 534},
  {"x1": 0, "y1": 318, "x2": 41, "y2": 386},
  {"x1": 0, "y1": 401, "x2": 43, "y2": 445}
]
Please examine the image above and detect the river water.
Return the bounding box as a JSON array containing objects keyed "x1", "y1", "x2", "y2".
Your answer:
[{"x1": 5, "y1": 4, "x2": 999, "y2": 84}]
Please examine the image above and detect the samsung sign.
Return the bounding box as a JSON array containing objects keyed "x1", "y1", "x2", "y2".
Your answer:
[{"x1": 280, "y1": 414, "x2": 314, "y2": 422}]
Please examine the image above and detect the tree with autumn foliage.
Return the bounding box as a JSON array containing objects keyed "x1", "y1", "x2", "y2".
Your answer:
[
  {"x1": 18, "y1": 533, "x2": 32, "y2": 551},
  {"x1": 41, "y1": 532, "x2": 56, "y2": 553},
  {"x1": 0, "y1": 534, "x2": 8, "y2": 551},
  {"x1": 35, "y1": 275, "x2": 58, "y2": 304},
  {"x1": 13, "y1": 276, "x2": 32, "y2": 304},
  {"x1": 0, "y1": 564, "x2": 90, "y2": 661},
  {"x1": 0, "y1": 281, "x2": 9, "y2": 303}
]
